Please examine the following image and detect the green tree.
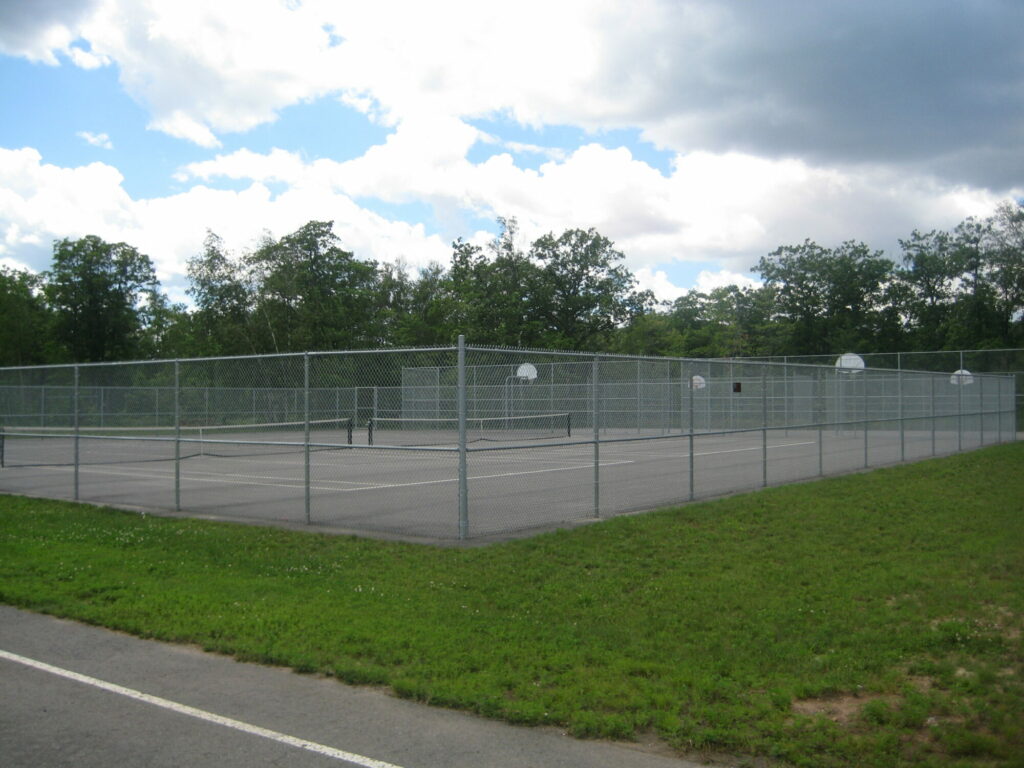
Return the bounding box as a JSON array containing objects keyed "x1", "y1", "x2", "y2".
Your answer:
[
  {"x1": 611, "y1": 311, "x2": 685, "y2": 356},
  {"x1": 988, "y1": 201, "x2": 1024, "y2": 345},
  {"x1": 665, "y1": 286, "x2": 779, "y2": 358},
  {"x1": 246, "y1": 221, "x2": 379, "y2": 352},
  {"x1": 43, "y1": 235, "x2": 159, "y2": 362},
  {"x1": 186, "y1": 231, "x2": 258, "y2": 356},
  {"x1": 0, "y1": 266, "x2": 55, "y2": 365},
  {"x1": 530, "y1": 228, "x2": 653, "y2": 350},
  {"x1": 381, "y1": 262, "x2": 459, "y2": 346},
  {"x1": 447, "y1": 219, "x2": 545, "y2": 346},
  {"x1": 946, "y1": 217, "x2": 1005, "y2": 348},
  {"x1": 753, "y1": 240, "x2": 899, "y2": 354},
  {"x1": 136, "y1": 290, "x2": 194, "y2": 359},
  {"x1": 895, "y1": 229, "x2": 958, "y2": 350}
]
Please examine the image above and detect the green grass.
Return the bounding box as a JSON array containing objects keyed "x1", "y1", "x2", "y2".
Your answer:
[{"x1": 2, "y1": 443, "x2": 1023, "y2": 767}]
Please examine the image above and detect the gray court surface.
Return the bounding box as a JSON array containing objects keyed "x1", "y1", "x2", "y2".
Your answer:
[
  {"x1": 0, "y1": 426, "x2": 997, "y2": 542},
  {"x1": 0, "y1": 605, "x2": 709, "y2": 768}
]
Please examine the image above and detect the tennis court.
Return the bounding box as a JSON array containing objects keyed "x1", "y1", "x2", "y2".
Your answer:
[
  {"x1": 0, "y1": 422, "x2": 994, "y2": 541},
  {"x1": 0, "y1": 341, "x2": 1016, "y2": 541}
]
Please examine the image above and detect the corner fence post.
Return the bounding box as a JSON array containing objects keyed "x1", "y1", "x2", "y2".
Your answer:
[
  {"x1": 457, "y1": 336, "x2": 468, "y2": 539},
  {"x1": 930, "y1": 373, "x2": 936, "y2": 456},
  {"x1": 974, "y1": 374, "x2": 983, "y2": 444},
  {"x1": 688, "y1": 367, "x2": 695, "y2": 501},
  {"x1": 174, "y1": 360, "x2": 181, "y2": 511},
  {"x1": 73, "y1": 365, "x2": 80, "y2": 501},
  {"x1": 304, "y1": 352, "x2": 311, "y2": 525},
  {"x1": 863, "y1": 371, "x2": 869, "y2": 469},
  {"x1": 592, "y1": 356, "x2": 600, "y2": 518},
  {"x1": 898, "y1": 369, "x2": 905, "y2": 462},
  {"x1": 817, "y1": 368, "x2": 824, "y2": 476},
  {"x1": 958, "y1": 368, "x2": 964, "y2": 453},
  {"x1": 761, "y1": 367, "x2": 768, "y2": 488}
]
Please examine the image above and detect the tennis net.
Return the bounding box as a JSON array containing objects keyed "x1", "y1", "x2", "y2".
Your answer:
[
  {"x1": 0, "y1": 417, "x2": 353, "y2": 468},
  {"x1": 367, "y1": 412, "x2": 571, "y2": 447}
]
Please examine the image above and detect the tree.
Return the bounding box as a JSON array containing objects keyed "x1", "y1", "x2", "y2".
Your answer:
[
  {"x1": 946, "y1": 217, "x2": 1004, "y2": 348},
  {"x1": 0, "y1": 267, "x2": 54, "y2": 365},
  {"x1": 447, "y1": 219, "x2": 545, "y2": 347},
  {"x1": 753, "y1": 240, "x2": 898, "y2": 354},
  {"x1": 379, "y1": 262, "x2": 459, "y2": 346},
  {"x1": 186, "y1": 231, "x2": 258, "y2": 356},
  {"x1": 895, "y1": 229, "x2": 958, "y2": 350},
  {"x1": 530, "y1": 227, "x2": 653, "y2": 350},
  {"x1": 43, "y1": 236, "x2": 159, "y2": 362},
  {"x1": 611, "y1": 311, "x2": 685, "y2": 356},
  {"x1": 245, "y1": 221, "x2": 379, "y2": 352},
  {"x1": 136, "y1": 290, "x2": 194, "y2": 359},
  {"x1": 989, "y1": 201, "x2": 1024, "y2": 345}
]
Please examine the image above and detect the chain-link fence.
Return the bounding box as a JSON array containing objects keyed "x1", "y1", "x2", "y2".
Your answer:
[
  {"x1": 718, "y1": 348, "x2": 1024, "y2": 426},
  {"x1": 0, "y1": 340, "x2": 1017, "y2": 541}
]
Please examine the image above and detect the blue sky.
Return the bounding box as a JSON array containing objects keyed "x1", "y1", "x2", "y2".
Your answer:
[{"x1": 0, "y1": 0, "x2": 1020, "y2": 306}]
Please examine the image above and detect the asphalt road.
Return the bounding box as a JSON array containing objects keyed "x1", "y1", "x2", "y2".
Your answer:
[{"x1": 0, "y1": 606, "x2": 712, "y2": 768}]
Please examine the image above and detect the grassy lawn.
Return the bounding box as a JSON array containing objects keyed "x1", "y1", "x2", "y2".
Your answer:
[{"x1": 2, "y1": 443, "x2": 1022, "y2": 767}]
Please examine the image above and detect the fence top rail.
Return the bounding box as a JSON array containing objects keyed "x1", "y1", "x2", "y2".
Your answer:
[
  {"x1": 465, "y1": 345, "x2": 1015, "y2": 381},
  {"x1": 712, "y1": 346, "x2": 1024, "y2": 360},
  {"x1": 0, "y1": 346, "x2": 460, "y2": 373},
  {"x1": 0, "y1": 343, "x2": 1016, "y2": 384}
]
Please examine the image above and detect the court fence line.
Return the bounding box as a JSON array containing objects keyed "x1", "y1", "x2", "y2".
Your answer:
[{"x1": 0, "y1": 339, "x2": 1017, "y2": 540}]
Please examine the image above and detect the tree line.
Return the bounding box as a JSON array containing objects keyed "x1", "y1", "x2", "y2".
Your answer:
[{"x1": 1, "y1": 202, "x2": 1021, "y2": 367}]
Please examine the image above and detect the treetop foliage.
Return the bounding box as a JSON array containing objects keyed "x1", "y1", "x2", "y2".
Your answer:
[{"x1": 2, "y1": 203, "x2": 1022, "y2": 366}]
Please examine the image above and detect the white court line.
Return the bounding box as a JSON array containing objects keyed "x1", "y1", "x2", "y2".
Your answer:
[
  {"x1": 18, "y1": 438, "x2": 815, "y2": 499},
  {"x1": 30, "y1": 458, "x2": 636, "y2": 494},
  {"x1": 30, "y1": 464, "x2": 375, "y2": 492},
  {"x1": 0, "y1": 649, "x2": 404, "y2": 768},
  {"x1": 598, "y1": 440, "x2": 816, "y2": 461}
]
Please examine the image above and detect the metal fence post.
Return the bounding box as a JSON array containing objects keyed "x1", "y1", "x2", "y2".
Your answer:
[
  {"x1": 974, "y1": 376, "x2": 983, "y2": 448},
  {"x1": 457, "y1": 336, "x2": 469, "y2": 539},
  {"x1": 304, "y1": 352, "x2": 311, "y2": 525},
  {"x1": 592, "y1": 356, "x2": 601, "y2": 518},
  {"x1": 73, "y1": 365, "x2": 79, "y2": 501},
  {"x1": 898, "y1": 369, "x2": 905, "y2": 462},
  {"x1": 958, "y1": 368, "x2": 964, "y2": 453},
  {"x1": 930, "y1": 374, "x2": 936, "y2": 456},
  {"x1": 863, "y1": 372, "x2": 869, "y2": 469},
  {"x1": 688, "y1": 368, "x2": 695, "y2": 501},
  {"x1": 761, "y1": 367, "x2": 768, "y2": 488},
  {"x1": 997, "y1": 376, "x2": 1003, "y2": 443},
  {"x1": 817, "y1": 368, "x2": 824, "y2": 477},
  {"x1": 174, "y1": 360, "x2": 181, "y2": 511}
]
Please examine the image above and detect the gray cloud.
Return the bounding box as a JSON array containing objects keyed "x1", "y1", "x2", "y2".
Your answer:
[
  {"x1": 602, "y1": 0, "x2": 1023, "y2": 191},
  {"x1": 0, "y1": 0, "x2": 100, "y2": 59}
]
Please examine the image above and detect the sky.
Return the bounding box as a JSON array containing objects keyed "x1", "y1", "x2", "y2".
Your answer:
[{"x1": 0, "y1": 0, "x2": 1021, "y2": 307}]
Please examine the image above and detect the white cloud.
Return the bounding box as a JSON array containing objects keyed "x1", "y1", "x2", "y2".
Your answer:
[
  {"x1": 0, "y1": 249, "x2": 35, "y2": 272},
  {"x1": 0, "y1": 148, "x2": 450, "y2": 292},
  {"x1": 634, "y1": 267, "x2": 686, "y2": 302},
  {"x1": 77, "y1": 130, "x2": 113, "y2": 149},
  {"x1": 0, "y1": 0, "x2": 102, "y2": 65},
  {"x1": 175, "y1": 138, "x2": 1014, "y2": 290},
  {"x1": 693, "y1": 269, "x2": 761, "y2": 294}
]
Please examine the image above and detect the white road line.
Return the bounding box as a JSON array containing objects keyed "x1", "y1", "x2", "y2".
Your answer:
[{"x1": 0, "y1": 649, "x2": 404, "y2": 768}]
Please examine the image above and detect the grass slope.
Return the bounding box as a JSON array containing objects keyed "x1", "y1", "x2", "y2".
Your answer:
[{"x1": 2, "y1": 443, "x2": 1023, "y2": 767}]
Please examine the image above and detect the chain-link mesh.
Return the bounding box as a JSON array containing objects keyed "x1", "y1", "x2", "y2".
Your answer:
[{"x1": 0, "y1": 343, "x2": 1017, "y2": 540}]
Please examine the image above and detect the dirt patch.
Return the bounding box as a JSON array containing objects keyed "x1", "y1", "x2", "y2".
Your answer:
[{"x1": 791, "y1": 692, "x2": 897, "y2": 726}]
